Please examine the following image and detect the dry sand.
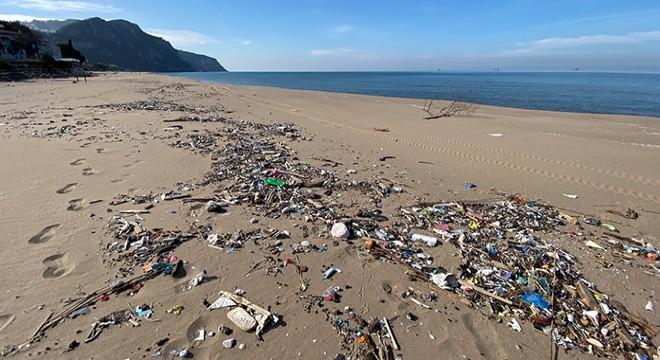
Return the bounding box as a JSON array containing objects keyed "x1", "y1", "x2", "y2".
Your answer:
[{"x1": 0, "y1": 72, "x2": 658, "y2": 360}]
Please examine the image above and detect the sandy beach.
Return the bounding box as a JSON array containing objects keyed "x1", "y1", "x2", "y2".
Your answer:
[{"x1": 0, "y1": 72, "x2": 658, "y2": 360}]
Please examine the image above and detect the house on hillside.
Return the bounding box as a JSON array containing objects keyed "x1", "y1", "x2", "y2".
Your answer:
[{"x1": 0, "y1": 27, "x2": 27, "y2": 61}]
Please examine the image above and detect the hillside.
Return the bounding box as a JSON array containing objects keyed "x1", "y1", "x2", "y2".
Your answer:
[
  {"x1": 49, "y1": 17, "x2": 226, "y2": 72},
  {"x1": 177, "y1": 50, "x2": 226, "y2": 72}
]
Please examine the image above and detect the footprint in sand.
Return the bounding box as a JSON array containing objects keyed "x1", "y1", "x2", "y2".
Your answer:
[
  {"x1": 81, "y1": 167, "x2": 97, "y2": 176},
  {"x1": 80, "y1": 143, "x2": 92, "y2": 148},
  {"x1": 0, "y1": 314, "x2": 15, "y2": 332},
  {"x1": 42, "y1": 253, "x2": 75, "y2": 279},
  {"x1": 111, "y1": 173, "x2": 133, "y2": 183},
  {"x1": 69, "y1": 158, "x2": 85, "y2": 166},
  {"x1": 184, "y1": 316, "x2": 219, "y2": 346},
  {"x1": 56, "y1": 182, "x2": 79, "y2": 194},
  {"x1": 66, "y1": 198, "x2": 85, "y2": 211},
  {"x1": 96, "y1": 148, "x2": 107, "y2": 154},
  {"x1": 28, "y1": 224, "x2": 62, "y2": 244}
]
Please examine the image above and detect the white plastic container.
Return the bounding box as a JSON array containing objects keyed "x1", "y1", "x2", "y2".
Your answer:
[
  {"x1": 227, "y1": 307, "x2": 257, "y2": 331},
  {"x1": 410, "y1": 233, "x2": 438, "y2": 247}
]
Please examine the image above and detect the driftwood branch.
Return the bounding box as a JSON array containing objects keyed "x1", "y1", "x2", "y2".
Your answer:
[{"x1": 422, "y1": 86, "x2": 479, "y2": 118}]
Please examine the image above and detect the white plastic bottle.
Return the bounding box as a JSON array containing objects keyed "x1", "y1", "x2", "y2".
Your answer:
[
  {"x1": 187, "y1": 269, "x2": 207, "y2": 289},
  {"x1": 410, "y1": 233, "x2": 438, "y2": 247}
]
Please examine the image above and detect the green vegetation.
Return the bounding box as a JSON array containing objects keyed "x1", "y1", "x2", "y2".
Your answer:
[
  {"x1": 2, "y1": 17, "x2": 225, "y2": 76},
  {"x1": 0, "y1": 57, "x2": 11, "y2": 70}
]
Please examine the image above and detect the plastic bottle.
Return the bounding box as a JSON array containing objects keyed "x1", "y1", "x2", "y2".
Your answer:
[
  {"x1": 410, "y1": 233, "x2": 438, "y2": 247},
  {"x1": 323, "y1": 267, "x2": 337, "y2": 279},
  {"x1": 265, "y1": 178, "x2": 285, "y2": 187},
  {"x1": 187, "y1": 269, "x2": 207, "y2": 289}
]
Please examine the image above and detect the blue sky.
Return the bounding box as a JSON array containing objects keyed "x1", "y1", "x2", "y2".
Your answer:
[{"x1": 1, "y1": 0, "x2": 659, "y2": 71}]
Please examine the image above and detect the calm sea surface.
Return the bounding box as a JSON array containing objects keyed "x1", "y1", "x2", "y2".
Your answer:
[{"x1": 163, "y1": 71, "x2": 660, "y2": 118}]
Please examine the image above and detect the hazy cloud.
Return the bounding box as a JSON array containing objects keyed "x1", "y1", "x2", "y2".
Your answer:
[
  {"x1": 145, "y1": 28, "x2": 221, "y2": 47},
  {"x1": 309, "y1": 48, "x2": 355, "y2": 56},
  {"x1": 234, "y1": 38, "x2": 252, "y2": 45},
  {"x1": 504, "y1": 30, "x2": 660, "y2": 54},
  {"x1": 0, "y1": 13, "x2": 58, "y2": 21},
  {"x1": 333, "y1": 24, "x2": 353, "y2": 33},
  {"x1": 4, "y1": 0, "x2": 120, "y2": 13},
  {"x1": 327, "y1": 24, "x2": 354, "y2": 38}
]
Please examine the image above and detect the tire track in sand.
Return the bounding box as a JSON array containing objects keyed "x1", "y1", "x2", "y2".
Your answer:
[
  {"x1": 213, "y1": 86, "x2": 660, "y2": 203},
  {"x1": 215, "y1": 86, "x2": 659, "y2": 187},
  {"x1": 389, "y1": 127, "x2": 660, "y2": 187}
]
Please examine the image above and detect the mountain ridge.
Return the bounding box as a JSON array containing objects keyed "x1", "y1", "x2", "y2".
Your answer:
[{"x1": 26, "y1": 17, "x2": 227, "y2": 72}]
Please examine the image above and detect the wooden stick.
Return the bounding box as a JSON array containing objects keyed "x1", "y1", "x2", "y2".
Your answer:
[
  {"x1": 410, "y1": 297, "x2": 431, "y2": 309},
  {"x1": 181, "y1": 197, "x2": 216, "y2": 203},
  {"x1": 382, "y1": 317, "x2": 400, "y2": 351},
  {"x1": 458, "y1": 279, "x2": 513, "y2": 305},
  {"x1": 26, "y1": 270, "x2": 161, "y2": 344},
  {"x1": 310, "y1": 156, "x2": 342, "y2": 165},
  {"x1": 611, "y1": 301, "x2": 658, "y2": 336},
  {"x1": 603, "y1": 232, "x2": 645, "y2": 247},
  {"x1": 427, "y1": 283, "x2": 473, "y2": 307},
  {"x1": 306, "y1": 198, "x2": 324, "y2": 209},
  {"x1": 163, "y1": 194, "x2": 191, "y2": 201},
  {"x1": 217, "y1": 291, "x2": 278, "y2": 324},
  {"x1": 378, "y1": 176, "x2": 412, "y2": 188},
  {"x1": 30, "y1": 311, "x2": 53, "y2": 340},
  {"x1": 575, "y1": 281, "x2": 598, "y2": 310},
  {"x1": 549, "y1": 254, "x2": 558, "y2": 360}
]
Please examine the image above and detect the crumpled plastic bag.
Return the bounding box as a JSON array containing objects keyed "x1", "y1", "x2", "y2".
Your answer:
[{"x1": 430, "y1": 273, "x2": 459, "y2": 290}]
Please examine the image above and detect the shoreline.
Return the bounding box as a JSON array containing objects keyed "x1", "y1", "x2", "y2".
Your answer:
[
  {"x1": 1, "y1": 72, "x2": 658, "y2": 359},
  {"x1": 161, "y1": 70, "x2": 660, "y2": 119}
]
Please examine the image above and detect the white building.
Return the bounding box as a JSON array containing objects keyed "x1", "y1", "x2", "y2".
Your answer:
[{"x1": 0, "y1": 28, "x2": 27, "y2": 60}]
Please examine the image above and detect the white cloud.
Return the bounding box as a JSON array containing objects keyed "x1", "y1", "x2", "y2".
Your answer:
[
  {"x1": 4, "y1": 0, "x2": 120, "y2": 13},
  {"x1": 234, "y1": 38, "x2": 252, "y2": 45},
  {"x1": 309, "y1": 48, "x2": 355, "y2": 56},
  {"x1": 328, "y1": 24, "x2": 354, "y2": 38},
  {"x1": 0, "y1": 13, "x2": 58, "y2": 21},
  {"x1": 145, "y1": 28, "x2": 221, "y2": 47},
  {"x1": 333, "y1": 24, "x2": 353, "y2": 33},
  {"x1": 503, "y1": 30, "x2": 660, "y2": 55}
]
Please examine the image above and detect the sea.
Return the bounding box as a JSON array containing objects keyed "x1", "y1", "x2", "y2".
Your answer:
[{"x1": 163, "y1": 71, "x2": 660, "y2": 118}]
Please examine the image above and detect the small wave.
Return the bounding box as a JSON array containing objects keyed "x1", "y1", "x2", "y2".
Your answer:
[{"x1": 601, "y1": 139, "x2": 660, "y2": 149}]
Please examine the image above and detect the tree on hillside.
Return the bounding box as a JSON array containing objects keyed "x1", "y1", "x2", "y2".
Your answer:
[{"x1": 57, "y1": 39, "x2": 86, "y2": 64}]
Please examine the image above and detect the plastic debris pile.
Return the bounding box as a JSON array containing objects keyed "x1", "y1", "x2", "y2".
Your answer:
[
  {"x1": 182, "y1": 115, "x2": 657, "y2": 359},
  {"x1": 102, "y1": 215, "x2": 195, "y2": 277},
  {"x1": 362, "y1": 199, "x2": 658, "y2": 359},
  {"x1": 93, "y1": 100, "x2": 219, "y2": 114},
  {"x1": 7, "y1": 101, "x2": 657, "y2": 359},
  {"x1": 187, "y1": 118, "x2": 402, "y2": 217}
]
